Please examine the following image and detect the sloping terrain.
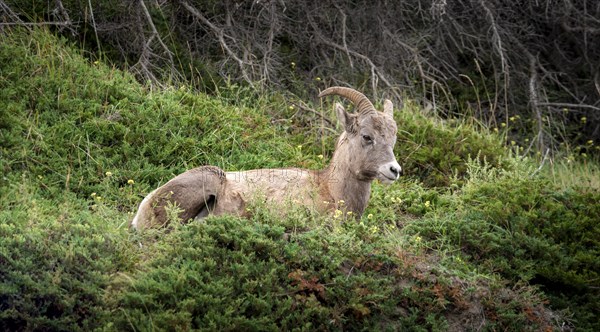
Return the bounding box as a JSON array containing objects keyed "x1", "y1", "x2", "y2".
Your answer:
[{"x1": 1, "y1": 28, "x2": 598, "y2": 331}]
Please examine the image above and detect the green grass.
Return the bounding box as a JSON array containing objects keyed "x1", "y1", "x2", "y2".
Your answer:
[
  {"x1": 1, "y1": 28, "x2": 599, "y2": 331},
  {"x1": 545, "y1": 158, "x2": 600, "y2": 191}
]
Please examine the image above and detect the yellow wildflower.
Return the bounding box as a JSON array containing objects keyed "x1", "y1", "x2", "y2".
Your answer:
[{"x1": 334, "y1": 209, "x2": 343, "y2": 219}]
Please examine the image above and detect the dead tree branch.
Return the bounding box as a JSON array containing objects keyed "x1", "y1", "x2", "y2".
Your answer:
[
  {"x1": 528, "y1": 54, "x2": 546, "y2": 151},
  {"x1": 132, "y1": 0, "x2": 177, "y2": 85},
  {"x1": 307, "y1": 15, "x2": 401, "y2": 102},
  {"x1": 178, "y1": 0, "x2": 255, "y2": 87},
  {"x1": 0, "y1": 0, "x2": 24, "y2": 25}
]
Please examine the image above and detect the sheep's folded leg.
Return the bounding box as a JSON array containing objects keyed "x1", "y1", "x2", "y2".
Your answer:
[{"x1": 131, "y1": 166, "x2": 226, "y2": 229}]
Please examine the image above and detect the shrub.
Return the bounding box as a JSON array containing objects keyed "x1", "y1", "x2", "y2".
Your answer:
[
  {"x1": 104, "y1": 209, "x2": 556, "y2": 331},
  {"x1": 394, "y1": 103, "x2": 507, "y2": 187},
  {"x1": 405, "y1": 159, "x2": 600, "y2": 330},
  {"x1": 0, "y1": 175, "x2": 137, "y2": 331}
]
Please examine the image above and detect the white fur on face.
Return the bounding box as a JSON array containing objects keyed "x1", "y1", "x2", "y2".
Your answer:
[{"x1": 377, "y1": 160, "x2": 401, "y2": 184}]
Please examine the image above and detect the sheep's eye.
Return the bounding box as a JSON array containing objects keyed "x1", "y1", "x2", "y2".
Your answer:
[{"x1": 362, "y1": 135, "x2": 373, "y2": 143}]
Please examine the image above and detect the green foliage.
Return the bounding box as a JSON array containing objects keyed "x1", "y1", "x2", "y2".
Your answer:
[
  {"x1": 105, "y1": 212, "x2": 553, "y2": 331},
  {"x1": 405, "y1": 159, "x2": 600, "y2": 330},
  {"x1": 0, "y1": 174, "x2": 138, "y2": 331},
  {"x1": 106, "y1": 217, "x2": 289, "y2": 331},
  {"x1": 544, "y1": 155, "x2": 600, "y2": 190},
  {"x1": 3, "y1": 28, "x2": 598, "y2": 331},
  {"x1": 0, "y1": 28, "x2": 301, "y2": 205},
  {"x1": 394, "y1": 102, "x2": 507, "y2": 187}
]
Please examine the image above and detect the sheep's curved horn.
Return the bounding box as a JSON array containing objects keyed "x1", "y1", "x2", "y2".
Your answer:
[{"x1": 319, "y1": 87, "x2": 375, "y2": 114}]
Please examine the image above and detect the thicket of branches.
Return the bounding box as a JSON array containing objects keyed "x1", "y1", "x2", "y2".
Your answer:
[{"x1": 2, "y1": 0, "x2": 600, "y2": 151}]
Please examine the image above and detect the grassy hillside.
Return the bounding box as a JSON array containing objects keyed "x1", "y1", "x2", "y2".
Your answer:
[{"x1": 1, "y1": 28, "x2": 599, "y2": 331}]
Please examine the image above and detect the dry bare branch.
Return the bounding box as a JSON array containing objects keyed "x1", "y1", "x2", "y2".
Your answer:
[
  {"x1": 528, "y1": 54, "x2": 546, "y2": 151},
  {"x1": 178, "y1": 0, "x2": 255, "y2": 87},
  {"x1": 0, "y1": 0, "x2": 25, "y2": 27},
  {"x1": 536, "y1": 103, "x2": 600, "y2": 112}
]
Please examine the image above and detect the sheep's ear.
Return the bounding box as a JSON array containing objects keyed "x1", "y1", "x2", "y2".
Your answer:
[
  {"x1": 335, "y1": 103, "x2": 356, "y2": 132},
  {"x1": 383, "y1": 99, "x2": 394, "y2": 117}
]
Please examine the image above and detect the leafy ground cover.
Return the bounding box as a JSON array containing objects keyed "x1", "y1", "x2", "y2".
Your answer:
[{"x1": 1, "y1": 28, "x2": 598, "y2": 331}]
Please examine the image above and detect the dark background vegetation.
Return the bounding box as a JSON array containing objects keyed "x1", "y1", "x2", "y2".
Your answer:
[{"x1": 3, "y1": 0, "x2": 599, "y2": 153}]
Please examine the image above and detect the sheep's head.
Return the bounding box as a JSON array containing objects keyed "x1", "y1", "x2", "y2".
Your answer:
[{"x1": 320, "y1": 87, "x2": 401, "y2": 184}]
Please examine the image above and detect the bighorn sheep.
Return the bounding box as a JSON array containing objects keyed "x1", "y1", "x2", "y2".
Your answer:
[{"x1": 131, "y1": 87, "x2": 401, "y2": 229}]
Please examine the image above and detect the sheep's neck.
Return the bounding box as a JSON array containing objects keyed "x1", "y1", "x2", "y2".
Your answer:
[{"x1": 317, "y1": 146, "x2": 371, "y2": 217}]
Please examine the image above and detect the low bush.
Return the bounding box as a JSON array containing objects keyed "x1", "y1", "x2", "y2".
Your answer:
[
  {"x1": 393, "y1": 104, "x2": 507, "y2": 187},
  {"x1": 405, "y1": 159, "x2": 600, "y2": 330},
  {"x1": 0, "y1": 175, "x2": 137, "y2": 331},
  {"x1": 104, "y1": 211, "x2": 554, "y2": 331}
]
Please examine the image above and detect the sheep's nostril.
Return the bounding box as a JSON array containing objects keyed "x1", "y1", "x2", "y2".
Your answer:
[{"x1": 390, "y1": 166, "x2": 400, "y2": 177}]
